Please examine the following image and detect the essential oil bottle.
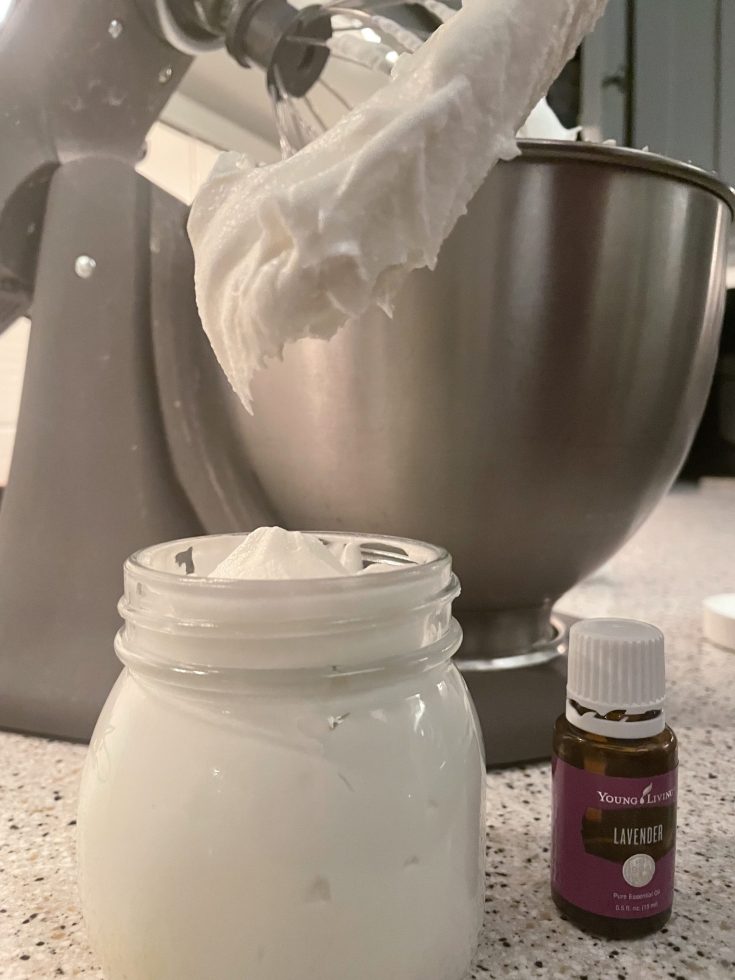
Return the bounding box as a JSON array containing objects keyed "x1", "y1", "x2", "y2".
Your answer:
[{"x1": 551, "y1": 618, "x2": 678, "y2": 939}]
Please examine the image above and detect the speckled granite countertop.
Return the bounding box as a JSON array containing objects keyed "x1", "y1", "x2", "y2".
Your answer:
[{"x1": 2, "y1": 481, "x2": 735, "y2": 980}]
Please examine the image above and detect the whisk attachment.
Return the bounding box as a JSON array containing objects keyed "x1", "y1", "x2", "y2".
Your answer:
[
  {"x1": 158, "y1": 0, "x2": 454, "y2": 151},
  {"x1": 265, "y1": 0, "x2": 455, "y2": 155}
]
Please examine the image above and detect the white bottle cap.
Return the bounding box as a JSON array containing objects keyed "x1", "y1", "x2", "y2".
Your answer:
[
  {"x1": 702, "y1": 594, "x2": 735, "y2": 653},
  {"x1": 566, "y1": 618, "x2": 665, "y2": 738}
]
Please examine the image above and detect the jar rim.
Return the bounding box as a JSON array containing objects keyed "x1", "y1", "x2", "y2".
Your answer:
[
  {"x1": 119, "y1": 531, "x2": 460, "y2": 673},
  {"x1": 127, "y1": 530, "x2": 450, "y2": 597}
]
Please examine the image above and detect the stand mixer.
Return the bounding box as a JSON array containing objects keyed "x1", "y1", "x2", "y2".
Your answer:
[{"x1": 0, "y1": 0, "x2": 732, "y2": 764}]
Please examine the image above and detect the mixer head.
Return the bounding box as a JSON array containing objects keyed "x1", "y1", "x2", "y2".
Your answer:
[
  {"x1": 161, "y1": 0, "x2": 453, "y2": 154},
  {"x1": 0, "y1": 0, "x2": 450, "y2": 328}
]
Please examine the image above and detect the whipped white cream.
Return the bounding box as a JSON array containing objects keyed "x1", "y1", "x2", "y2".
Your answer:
[
  {"x1": 209, "y1": 526, "x2": 359, "y2": 579},
  {"x1": 189, "y1": 0, "x2": 607, "y2": 409},
  {"x1": 209, "y1": 526, "x2": 390, "y2": 578},
  {"x1": 517, "y1": 96, "x2": 580, "y2": 141}
]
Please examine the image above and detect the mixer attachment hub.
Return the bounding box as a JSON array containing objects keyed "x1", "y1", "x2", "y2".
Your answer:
[{"x1": 226, "y1": 0, "x2": 332, "y2": 96}]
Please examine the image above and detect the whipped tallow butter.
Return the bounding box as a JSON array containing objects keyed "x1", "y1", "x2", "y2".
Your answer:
[
  {"x1": 208, "y1": 526, "x2": 389, "y2": 578},
  {"x1": 79, "y1": 531, "x2": 485, "y2": 980},
  {"x1": 188, "y1": 0, "x2": 608, "y2": 409}
]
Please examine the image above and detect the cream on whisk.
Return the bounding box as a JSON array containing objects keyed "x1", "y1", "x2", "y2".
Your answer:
[{"x1": 188, "y1": 0, "x2": 608, "y2": 410}]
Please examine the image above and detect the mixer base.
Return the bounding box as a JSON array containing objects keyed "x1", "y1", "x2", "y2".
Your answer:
[{"x1": 457, "y1": 611, "x2": 574, "y2": 768}]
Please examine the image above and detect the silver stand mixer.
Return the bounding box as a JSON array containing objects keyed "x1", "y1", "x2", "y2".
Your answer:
[{"x1": 0, "y1": 0, "x2": 732, "y2": 763}]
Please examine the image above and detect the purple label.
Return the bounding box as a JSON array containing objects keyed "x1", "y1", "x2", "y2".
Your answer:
[{"x1": 551, "y1": 755, "x2": 677, "y2": 919}]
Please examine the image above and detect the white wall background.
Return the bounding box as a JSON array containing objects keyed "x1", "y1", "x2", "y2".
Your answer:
[{"x1": 0, "y1": 318, "x2": 30, "y2": 486}]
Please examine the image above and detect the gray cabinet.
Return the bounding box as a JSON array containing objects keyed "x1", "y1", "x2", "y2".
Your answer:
[{"x1": 582, "y1": 0, "x2": 735, "y2": 185}]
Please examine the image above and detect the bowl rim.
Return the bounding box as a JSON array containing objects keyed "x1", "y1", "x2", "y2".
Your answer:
[{"x1": 515, "y1": 139, "x2": 735, "y2": 216}]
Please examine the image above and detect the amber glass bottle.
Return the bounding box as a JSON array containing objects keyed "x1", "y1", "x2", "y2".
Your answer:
[{"x1": 551, "y1": 619, "x2": 678, "y2": 939}]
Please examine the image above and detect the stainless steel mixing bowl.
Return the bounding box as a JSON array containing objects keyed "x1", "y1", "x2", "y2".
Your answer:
[{"x1": 229, "y1": 142, "x2": 733, "y2": 657}]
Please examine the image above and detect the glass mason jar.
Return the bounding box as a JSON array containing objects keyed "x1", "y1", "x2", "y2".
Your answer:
[{"x1": 78, "y1": 532, "x2": 486, "y2": 980}]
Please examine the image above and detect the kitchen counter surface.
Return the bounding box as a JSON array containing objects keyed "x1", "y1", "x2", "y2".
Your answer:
[{"x1": 1, "y1": 481, "x2": 734, "y2": 979}]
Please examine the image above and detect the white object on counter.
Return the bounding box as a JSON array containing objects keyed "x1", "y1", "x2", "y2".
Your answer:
[
  {"x1": 77, "y1": 532, "x2": 485, "y2": 980},
  {"x1": 702, "y1": 593, "x2": 735, "y2": 652}
]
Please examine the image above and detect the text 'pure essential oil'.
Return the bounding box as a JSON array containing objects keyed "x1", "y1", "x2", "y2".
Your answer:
[{"x1": 551, "y1": 619, "x2": 678, "y2": 939}]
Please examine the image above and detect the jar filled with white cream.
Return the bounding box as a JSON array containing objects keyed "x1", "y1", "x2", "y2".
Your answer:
[{"x1": 78, "y1": 530, "x2": 485, "y2": 980}]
